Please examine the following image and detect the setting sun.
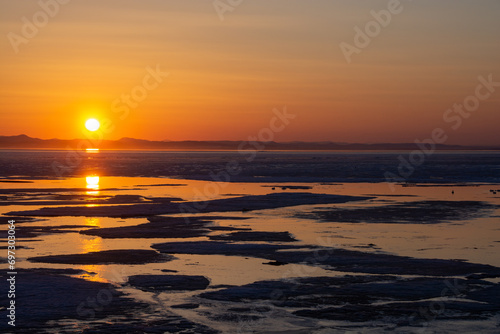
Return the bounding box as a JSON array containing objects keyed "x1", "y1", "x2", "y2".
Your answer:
[{"x1": 85, "y1": 118, "x2": 100, "y2": 132}]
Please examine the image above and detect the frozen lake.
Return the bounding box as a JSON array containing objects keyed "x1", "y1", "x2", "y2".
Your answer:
[{"x1": 1, "y1": 150, "x2": 500, "y2": 333}]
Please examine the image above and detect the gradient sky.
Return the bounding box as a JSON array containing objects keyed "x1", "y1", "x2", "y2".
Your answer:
[{"x1": 1, "y1": 0, "x2": 499, "y2": 145}]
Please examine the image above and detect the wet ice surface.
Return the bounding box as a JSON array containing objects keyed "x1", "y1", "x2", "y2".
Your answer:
[
  {"x1": 1, "y1": 150, "x2": 500, "y2": 184},
  {"x1": 1, "y1": 151, "x2": 500, "y2": 333}
]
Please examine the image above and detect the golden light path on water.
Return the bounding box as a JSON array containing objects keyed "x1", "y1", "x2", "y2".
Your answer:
[
  {"x1": 79, "y1": 219, "x2": 104, "y2": 282},
  {"x1": 85, "y1": 175, "x2": 100, "y2": 199},
  {"x1": 81, "y1": 176, "x2": 105, "y2": 281}
]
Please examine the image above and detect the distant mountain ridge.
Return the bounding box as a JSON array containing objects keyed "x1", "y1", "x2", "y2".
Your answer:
[{"x1": 0, "y1": 134, "x2": 498, "y2": 151}]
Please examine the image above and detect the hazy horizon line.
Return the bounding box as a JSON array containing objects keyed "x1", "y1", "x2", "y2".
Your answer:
[{"x1": 1, "y1": 134, "x2": 499, "y2": 150}]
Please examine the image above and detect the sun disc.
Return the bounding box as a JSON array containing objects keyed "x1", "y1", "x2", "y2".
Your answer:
[{"x1": 85, "y1": 118, "x2": 100, "y2": 132}]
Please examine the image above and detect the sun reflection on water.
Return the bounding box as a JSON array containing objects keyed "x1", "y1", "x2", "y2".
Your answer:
[
  {"x1": 84, "y1": 217, "x2": 100, "y2": 227},
  {"x1": 86, "y1": 175, "x2": 100, "y2": 198},
  {"x1": 86, "y1": 175, "x2": 100, "y2": 190},
  {"x1": 79, "y1": 220, "x2": 106, "y2": 282}
]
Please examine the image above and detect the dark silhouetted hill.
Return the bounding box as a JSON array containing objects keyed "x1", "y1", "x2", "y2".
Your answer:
[{"x1": 0, "y1": 135, "x2": 498, "y2": 151}]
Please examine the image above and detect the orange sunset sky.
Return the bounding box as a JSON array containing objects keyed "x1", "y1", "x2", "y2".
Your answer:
[{"x1": 0, "y1": 0, "x2": 499, "y2": 145}]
